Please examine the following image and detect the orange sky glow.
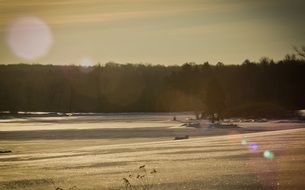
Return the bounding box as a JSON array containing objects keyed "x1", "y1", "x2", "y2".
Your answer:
[{"x1": 0, "y1": 0, "x2": 304, "y2": 65}]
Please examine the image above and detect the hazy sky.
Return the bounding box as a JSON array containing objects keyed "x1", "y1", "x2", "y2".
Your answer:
[{"x1": 0, "y1": 0, "x2": 305, "y2": 65}]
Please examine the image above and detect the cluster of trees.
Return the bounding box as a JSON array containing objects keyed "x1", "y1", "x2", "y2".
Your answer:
[{"x1": 0, "y1": 51, "x2": 305, "y2": 118}]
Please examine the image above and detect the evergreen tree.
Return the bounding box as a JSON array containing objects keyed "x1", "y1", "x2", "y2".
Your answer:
[{"x1": 205, "y1": 78, "x2": 225, "y2": 123}]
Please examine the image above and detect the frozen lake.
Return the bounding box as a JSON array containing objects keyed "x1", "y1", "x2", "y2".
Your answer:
[{"x1": 0, "y1": 113, "x2": 305, "y2": 189}]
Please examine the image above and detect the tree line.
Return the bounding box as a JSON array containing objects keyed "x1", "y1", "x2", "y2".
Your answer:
[{"x1": 0, "y1": 53, "x2": 305, "y2": 118}]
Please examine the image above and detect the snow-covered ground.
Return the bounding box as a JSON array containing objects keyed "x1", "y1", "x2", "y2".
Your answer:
[{"x1": 0, "y1": 114, "x2": 305, "y2": 189}]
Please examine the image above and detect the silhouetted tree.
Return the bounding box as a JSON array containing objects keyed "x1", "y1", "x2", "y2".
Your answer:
[
  {"x1": 294, "y1": 46, "x2": 305, "y2": 59},
  {"x1": 205, "y1": 78, "x2": 225, "y2": 123}
]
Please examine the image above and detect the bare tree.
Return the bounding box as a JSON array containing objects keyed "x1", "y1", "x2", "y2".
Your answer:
[{"x1": 294, "y1": 46, "x2": 305, "y2": 59}]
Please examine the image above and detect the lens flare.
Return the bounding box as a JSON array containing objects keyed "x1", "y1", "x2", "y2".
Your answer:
[
  {"x1": 5, "y1": 16, "x2": 53, "y2": 60},
  {"x1": 249, "y1": 143, "x2": 258, "y2": 151},
  {"x1": 263, "y1": 150, "x2": 274, "y2": 159},
  {"x1": 241, "y1": 139, "x2": 248, "y2": 145}
]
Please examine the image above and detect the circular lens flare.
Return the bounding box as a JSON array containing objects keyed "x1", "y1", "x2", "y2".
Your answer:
[
  {"x1": 241, "y1": 139, "x2": 248, "y2": 145},
  {"x1": 5, "y1": 16, "x2": 53, "y2": 60},
  {"x1": 249, "y1": 143, "x2": 258, "y2": 151},
  {"x1": 263, "y1": 150, "x2": 274, "y2": 159}
]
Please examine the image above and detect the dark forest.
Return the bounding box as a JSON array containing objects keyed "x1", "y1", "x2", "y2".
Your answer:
[{"x1": 1, "y1": 54, "x2": 305, "y2": 118}]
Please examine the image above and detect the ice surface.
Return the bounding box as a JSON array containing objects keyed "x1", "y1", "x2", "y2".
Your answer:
[{"x1": 0, "y1": 113, "x2": 305, "y2": 189}]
